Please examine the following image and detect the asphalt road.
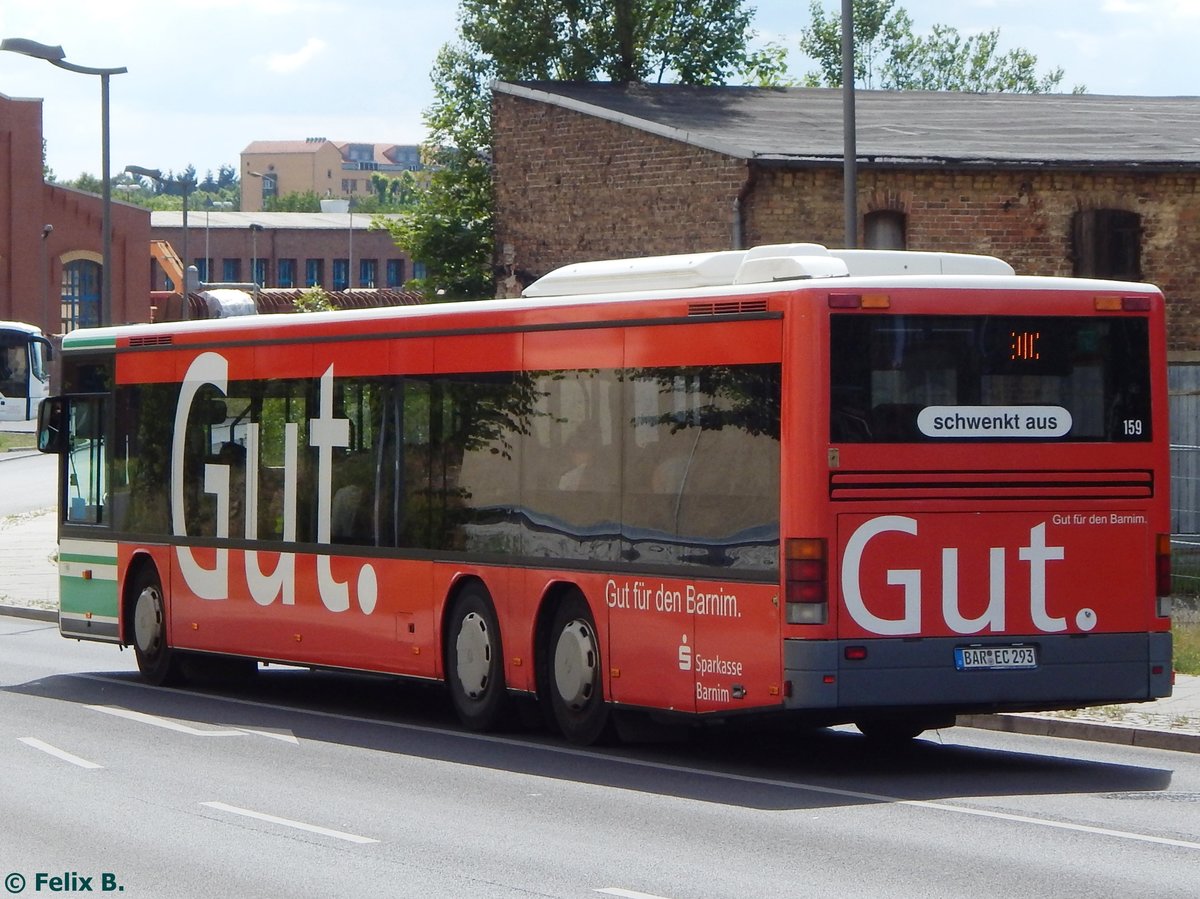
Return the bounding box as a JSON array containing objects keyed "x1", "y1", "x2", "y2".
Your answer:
[
  {"x1": 0, "y1": 451, "x2": 54, "y2": 517},
  {"x1": 3, "y1": 617, "x2": 1200, "y2": 899}
]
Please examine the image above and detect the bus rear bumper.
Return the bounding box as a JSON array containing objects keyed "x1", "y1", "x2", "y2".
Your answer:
[{"x1": 783, "y1": 632, "x2": 1173, "y2": 715}]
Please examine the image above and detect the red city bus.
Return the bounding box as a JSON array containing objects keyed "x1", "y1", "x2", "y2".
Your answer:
[{"x1": 38, "y1": 243, "x2": 1173, "y2": 744}]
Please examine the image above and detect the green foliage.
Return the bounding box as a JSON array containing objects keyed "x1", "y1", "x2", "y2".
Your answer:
[
  {"x1": 369, "y1": 171, "x2": 419, "y2": 208},
  {"x1": 1176, "y1": 618, "x2": 1200, "y2": 675},
  {"x1": 374, "y1": 152, "x2": 494, "y2": 300},
  {"x1": 742, "y1": 40, "x2": 799, "y2": 87},
  {"x1": 264, "y1": 191, "x2": 323, "y2": 212},
  {"x1": 393, "y1": 0, "x2": 758, "y2": 300},
  {"x1": 458, "y1": 0, "x2": 754, "y2": 84},
  {"x1": 294, "y1": 285, "x2": 335, "y2": 313},
  {"x1": 798, "y1": 0, "x2": 1074, "y2": 93}
]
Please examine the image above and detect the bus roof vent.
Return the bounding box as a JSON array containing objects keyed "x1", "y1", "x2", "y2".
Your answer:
[
  {"x1": 129, "y1": 334, "x2": 173, "y2": 347},
  {"x1": 523, "y1": 243, "x2": 849, "y2": 297},
  {"x1": 522, "y1": 244, "x2": 1014, "y2": 297},
  {"x1": 524, "y1": 250, "x2": 746, "y2": 297},
  {"x1": 830, "y1": 249, "x2": 1014, "y2": 276},
  {"x1": 688, "y1": 299, "x2": 769, "y2": 316}
]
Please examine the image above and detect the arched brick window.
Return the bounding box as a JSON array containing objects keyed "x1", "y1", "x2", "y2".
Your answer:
[
  {"x1": 1072, "y1": 209, "x2": 1141, "y2": 280},
  {"x1": 61, "y1": 259, "x2": 101, "y2": 331},
  {"x1": 864, "y1": 210, "x2": 907, "y2": 249}
]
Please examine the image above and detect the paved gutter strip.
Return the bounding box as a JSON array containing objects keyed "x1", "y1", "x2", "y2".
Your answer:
[
  {"x1": 958, "y1": 713, "x2": 1200, "y2": 753},
  {"x1": 0, "y1": 604, "x2": 56, "y2": 623}
]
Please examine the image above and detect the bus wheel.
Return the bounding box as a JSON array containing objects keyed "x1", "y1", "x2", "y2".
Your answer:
[
  {"x1": 544, "y1": 592, "x2": 609, "y2": 745},
  {"x1": 445, "y1": 585, "x2": 507, "y2": 732},
  {"x1": 129, "y1": 566, "x2": 182, "y2": 686}
]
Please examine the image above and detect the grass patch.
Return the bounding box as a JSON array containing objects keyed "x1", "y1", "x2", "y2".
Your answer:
[
  {"x1": 1175, "y1": 619, "x2": 1200, "y2": 676},
  {"x1": 0, "y1": 431, "x2": 35, "y2": 452}
]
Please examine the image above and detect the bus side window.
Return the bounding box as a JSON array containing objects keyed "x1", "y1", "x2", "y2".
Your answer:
[
  {"x1": 67, "y1": 397, "x2": 106, "y2": 524},
  {"x1": 0, "y1": 343, "x2": 28, "y2": 398}
]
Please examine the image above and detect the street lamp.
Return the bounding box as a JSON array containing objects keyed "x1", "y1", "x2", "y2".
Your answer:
[
  {"x1": 204, "y1": 198, "x2": 233, "y2": 281},
  {"x1": 126, "y1": 165, "x2": 195, "y2": 316},
  {"x1": 1, "y1": 38, "x2": 127, "y2": 327},
  {"x1": 249, "y1": 223, "x2": 265, "y2": 286}
]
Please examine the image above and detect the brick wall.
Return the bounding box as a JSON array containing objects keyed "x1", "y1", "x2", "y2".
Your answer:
[
  {"x1": 493, "y1": 92, "x2": 1200, "y2": 354},
  {"x1": 493, "y1": 93, "x2": 746, "y2": 296},
  {"x1": 747, "y1": 167, "x2": 1200, "y2": 353}
]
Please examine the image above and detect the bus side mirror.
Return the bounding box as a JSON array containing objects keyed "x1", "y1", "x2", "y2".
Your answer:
[
  {"x1": 37, "y1": 396, "x2": 67, "y2": 454},
  {"x1": 33, "y1": 334, "x2": 53, "y2": 362}
]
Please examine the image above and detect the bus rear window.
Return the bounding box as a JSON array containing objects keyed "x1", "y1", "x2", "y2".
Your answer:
[{"x1": 830, "y1": 314, "x2": 1151, "y2": 443}]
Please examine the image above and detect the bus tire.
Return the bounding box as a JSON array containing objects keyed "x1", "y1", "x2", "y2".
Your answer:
[
  {"x1": 543, "y1": 591, "x2": 609, "y2": 745},
  {"x1": 128, "y1": 565, "x2": 183, "y2": 687},
  {"x1": 445, "y1": 584, "x2": 507, "y2": 732}
]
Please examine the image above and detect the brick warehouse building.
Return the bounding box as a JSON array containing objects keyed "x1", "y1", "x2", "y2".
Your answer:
[
  {"x1": 0, "y1": 92, "x2": 150, "y2": 335},
  {"x1": 492, "y1": 82, "x2": 1200, "y2": 359},
  {"x1": 149, "y1": 210, "x2": 414, "y2": 295}
]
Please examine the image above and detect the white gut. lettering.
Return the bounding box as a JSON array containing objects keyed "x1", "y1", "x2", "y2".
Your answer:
[{"x1": 841, "y1": 515, "x2": 1073, "y2": 636}]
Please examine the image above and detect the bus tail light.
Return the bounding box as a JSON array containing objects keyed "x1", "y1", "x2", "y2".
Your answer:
[
  {"x1": 1156, "y1": 533, "x2": 1172, "y2": 614},
  {"x1": 828, "y1": 293, "x2": 890, "y2": 309},
  {"x1": 1094, "y1": 295, "x2": 1152, "y2": 312},
  {"x1": 786, "y1": 538, "x2": 827, "y2": 625}
]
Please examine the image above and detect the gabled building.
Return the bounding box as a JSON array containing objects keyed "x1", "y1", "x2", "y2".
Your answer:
[
  {"x1": 491, "y1": 81, "x2": 1200, "y2": 354},
  {"x1": 240, "y1": 139, "x2": 423, "y2": 212},
  {"x1": 0, "y1": 91, "x2": 151, "y2": 335}
]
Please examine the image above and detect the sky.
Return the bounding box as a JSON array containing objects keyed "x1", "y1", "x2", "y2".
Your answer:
[{"x1": 1, "y1": 0, "x2": 1197, "y2": 183}]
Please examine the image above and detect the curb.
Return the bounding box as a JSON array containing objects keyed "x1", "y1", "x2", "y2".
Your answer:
[
  {"x1": 959, "y1": 713, "x2": 1200, "y2": 754},
  {"x1": 0, "y1": 604, "x2": 56, "y2": 623}
]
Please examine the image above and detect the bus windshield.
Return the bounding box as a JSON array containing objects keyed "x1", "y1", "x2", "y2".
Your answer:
[{"x1": 830, "y1": 314, "x2": 1151, "y2": 443}]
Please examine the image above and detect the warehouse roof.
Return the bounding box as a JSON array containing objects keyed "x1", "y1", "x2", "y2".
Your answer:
[{"x1": 496, "y1": 81, "x2": 1200, "y2": 169}]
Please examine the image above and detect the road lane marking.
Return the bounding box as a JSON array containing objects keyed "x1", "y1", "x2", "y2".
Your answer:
[
  {"x1": 75, "y1": 674, "x2": 1200, "y2": 853},
  {"x1": 87, "y1": 704, "x2": 246, "y2": 736},
  {"x1": 237, "y1": 727, "x2": 300, "y2": 745},
  {"x1": 19, "y1": 737, "x2": 102, "y2": 769},
  {"x1": 200, "y1": 801, "x2": 379, "y2": 844},
  {"x1": 597, "y1": 889, "x2": 675, "y2": 899},
  {"x1": 86, "y1": 705, "x2": 297, "y2": 743}
]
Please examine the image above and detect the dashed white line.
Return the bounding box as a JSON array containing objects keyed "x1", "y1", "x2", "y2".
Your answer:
[
  {"x1": 19, "y1": 737, "x2": 103, "y2": 769},
  {"x1": 87, "y1": 704, "x2": 246, "y2": 736},
  {"x1": 86, "y1": 705, "x2": 297, "y2": 742},
  {"x1": 201, "y1": 801, "x2": 379, "y2": 844},
  {"x1": 596, "y1": 889, "x2": 675, "y2": 899}
]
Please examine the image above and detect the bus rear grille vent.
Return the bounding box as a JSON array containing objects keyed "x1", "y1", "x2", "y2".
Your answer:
[
  {"x1": 128, "y1": 335, "x2": 173, "y2": 347},
  {"x1": 830, "y1": 469, "x2": 1154, "y2": 501},
  {"x1": 688, "y1": 299, "x2": 769, "y2": 316}
]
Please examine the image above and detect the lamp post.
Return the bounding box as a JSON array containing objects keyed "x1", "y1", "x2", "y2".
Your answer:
[
  {"x1": 3, "y1": 39, "x2": 126, "y2": 326},
  {"x1": 204, "y1": 198, "x2": 233, "y2": 282},
  {"x1": 249, "y1": 223, "x2": 265, "y2": 286},
  {"x1": 348, "y1": 196, "x2": 355, "y2": 290},
  {"x1": 40, "y1": 224, "x2": 54, "y2": 335},
  {"x1": 126, "y1": 165, "x2": 194, "y2": 317}
]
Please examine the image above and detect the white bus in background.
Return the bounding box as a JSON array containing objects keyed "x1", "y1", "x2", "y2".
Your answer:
[{"x1": 0, "y1": 321, "x2": 52, "y2": 421}]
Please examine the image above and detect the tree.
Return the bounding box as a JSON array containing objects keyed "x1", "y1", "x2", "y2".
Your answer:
[
  {"x1": 263, "y1": 191, "x2": 322, "y2": 212},
  {"x1": 382, "y1": 0, "x2": 758, "y2": 299},
  {"x1": 798, "y1": 0, "x2": 1076, "y2": 93}
]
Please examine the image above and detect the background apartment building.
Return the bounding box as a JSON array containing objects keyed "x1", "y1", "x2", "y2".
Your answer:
[{"x1": 240, "y1": 138, "x2": 422, "y2": 212}]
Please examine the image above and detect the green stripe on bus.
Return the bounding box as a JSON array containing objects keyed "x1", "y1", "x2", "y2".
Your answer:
[
  {"x1": 62, "y1": 334, "x2": 117, "y2": 350},
  {"x1": 60, "y1": 576, "x2": 119, "y2": 618},
  {"x1": 60, "y1": 552, "x2": 118, "y2": 566}
]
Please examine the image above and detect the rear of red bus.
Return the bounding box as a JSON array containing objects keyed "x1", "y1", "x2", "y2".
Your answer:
[{"x1": 781, "y1": 278, "x2": 1173, "y2": 735}]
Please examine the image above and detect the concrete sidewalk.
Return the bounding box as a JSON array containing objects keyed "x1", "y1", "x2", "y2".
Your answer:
[
  {"x1": 1, "y1": 490, "x2": 1198, "y2": 751},
  {"x1": 0, "y1": 502, "x2": 57, "y2": 614}
]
